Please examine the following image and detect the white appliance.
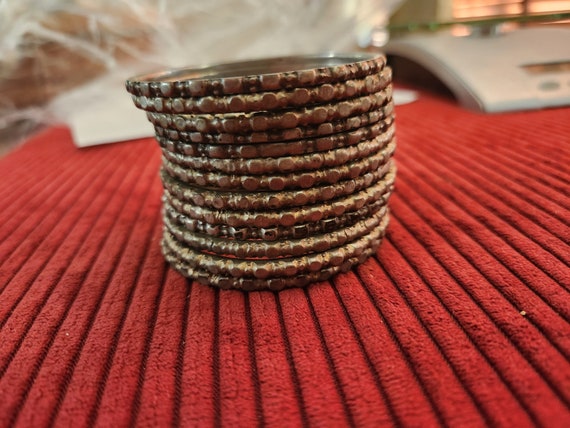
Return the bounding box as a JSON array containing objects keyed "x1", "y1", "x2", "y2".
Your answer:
[{"x1": 385, "y1": 26, "x2": 570, "y2": 112}]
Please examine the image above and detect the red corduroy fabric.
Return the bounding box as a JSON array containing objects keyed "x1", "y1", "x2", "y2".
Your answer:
[{"x1": 0, "y1": 92, "x2": 569, "y2": 427}]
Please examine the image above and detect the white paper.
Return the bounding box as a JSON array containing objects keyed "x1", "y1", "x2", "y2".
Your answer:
[{"x1": 33, "y1": 0, "x2": 405, "y2": 147}]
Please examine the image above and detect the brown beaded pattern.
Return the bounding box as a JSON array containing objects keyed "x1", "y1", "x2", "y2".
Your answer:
[
  {"x1": 161, "y1": 148, "x2": 395, "y2": 210},
  {"x1": 164, "y1": 205, "x2": 388, "y2": 259},
  {"x1": 163, "y1": 240, "x2": 383, "y2": 291},
  {"x1": 161, "y1": 130, "x2": 394, "y2": 175},
  {"x1": 164, "y1": 194, "x2": 390, "y2": 241},
  {"x1": 127, "y1": 55, "x2": 395, "y2": 289},
  {"x1": 132, "y1": 68, "x2": 392, "y2": 114},
  {"x1": 152, "y1": 102, "x2": 394, "y2": 144},
  {"x1": 157, "y1": 118, "x2": 394, "y2": 159},
  {"x1": 164, "y1": 165, "x2": 395, "y2": 228},
  {"x1": 162, "y1": 212, "x2": 390, "y2": 279},
  {"x1": 146, "y1": 90, "x2": 390, "y2": 134},
  {"x1": 162, "y1": 142, "x2": 392, "y2": 191},
  {"x1": 126, "y1": 54, "x2": 386, "y2": 98}
]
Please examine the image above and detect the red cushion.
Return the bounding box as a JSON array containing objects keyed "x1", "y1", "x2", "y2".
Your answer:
[{"x1": 1, "y1": 92, "x2": 569, "y2": 426}]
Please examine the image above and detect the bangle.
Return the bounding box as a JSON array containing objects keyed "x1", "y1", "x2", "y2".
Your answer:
[
  {"x1": 152, "y1": 101, "x2": 394, "y2": 144},
  {"x1": 160, "y1": 144, "x2": 395, "y2": 210},
  {"x1": 163, "y1": 243, "x2": 381, "y2": 291},
  {"x1": 164, "y1": 193, "x2": 390, "y2": 241},
  {"x1": 158, "y1": 117, "x2": 394, "y2": 159},
  {"x1": 132, "y1": 68, "x2": 392, "y2": 114},
  {"x1": 126, "y1": 53, "x2": 386, "y2": 98},
  {"x1": 164, "y1": 163, "x2": 395, "y2": 228},
  {"x1": 161, "y1": 141, "x2": 392, "y2": 191},
  {"x1": 161, "y1": 212, "x2": 389, "y2": 279},
  {"x1": 126, "y1": 53, "x2": 395, "y2": 289},
  {"x1": 146, "y1": 89, "x2": 391, "y2": 134},
  {"x1": 161, "y1": 128, "x2": 394, "y2": 175},
  {"x1": 164, "y1": 205, "x2": 388, "y2": 259}
]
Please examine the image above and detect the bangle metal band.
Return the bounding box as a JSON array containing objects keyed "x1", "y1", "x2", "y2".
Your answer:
[
  {"x1": 160, "y1": 145, "x2": 395, "y2": 210},
  {"x1": 158, "y1": 117, "x2": 394, "y2": 159},
  {"x1": 164, "y1": 163, "x2": 395, "y2": 228},
  {"x1": 160, "y1": 132, "x2": 393, "y2": 175},
  {"x1": 126, "y1": 53, "x2": 386, "y2": 98},
  {"x1": 153, "y1": 102, "x2": 394, "y2": 144},
  {"x1": 132, "y1": 68, "x2": 391, "y2": 114},
  {"x1": 164, "y1": 194, "x2": 390, "y2": 241},
  {"x1": 162, "y1": 212, "x2": 390, "y2": 279},
  {"x1": 165, "y1": 206, "x2": 387, "y2": 259},
  {"x1": 163, "y1": 241, "x2": 382, "y2": 291},
  {"x1": 161, "y1": 141, "x2": 392, "y2": 191},
  {"x1": 126, "y1": 53, "x2": 395, "y2": 289},
  {"x1": 146, "y1": 89, "x2": 391, "y2": 134}
]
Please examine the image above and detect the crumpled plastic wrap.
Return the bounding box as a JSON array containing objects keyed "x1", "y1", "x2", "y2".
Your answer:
[{"x1": 0, "y1": 0, "x2": 403, "y2": 147}]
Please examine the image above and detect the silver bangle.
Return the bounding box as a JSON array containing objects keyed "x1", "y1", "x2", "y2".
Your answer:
[
  {"x1": 131, "y1": 68, "x2": 392, "y2": 114},
  {"x1": 157, "y1": 118, "x2": 394, "y2": 159},
  {"x1": 152, "y1": 102, "x2": 394, "y2": 145},
  {"x1": 164, "y1": 164, "x2": 395, "y2": 228},
  {"x1": 160, "y1": 131, "x2": 395, "y2": 176},
  {"x1": 162, "y1": 212, "x2": 390, "y2": 280},
  {"x1": 161, "y1": 159, "x2": 395, "y2": 211},
  {"x1": 146, "y1": 89, "x2": 391, "y2": 134},
  {"x1": 126, "y1": 53, "x2": 395, "y2": 290},
  {"x1": 163, "y1": 195, "x2": 390, "y2": 241},
  {"x1": 126, "y1": 53, "x2": 386, "y2": 98}
]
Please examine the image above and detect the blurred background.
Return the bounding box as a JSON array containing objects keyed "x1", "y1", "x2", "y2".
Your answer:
[{"x1": 1, "y1": 0, "x2": 569, "y2": 155}]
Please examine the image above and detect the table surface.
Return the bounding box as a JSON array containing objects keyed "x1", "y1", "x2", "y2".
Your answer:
[{"x1": 0, "y1": 91, "x2": 569, "y2": 427}]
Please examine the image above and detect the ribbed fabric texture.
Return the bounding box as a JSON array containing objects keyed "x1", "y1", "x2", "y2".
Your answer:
[{"x1": 0, "y1": 93, "x2": 568, "y2": 427}]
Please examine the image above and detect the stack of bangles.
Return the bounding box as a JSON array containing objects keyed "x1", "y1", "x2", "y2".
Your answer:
[{"x1": 126, "y1": 53, "x2": 396, "y2": 291}]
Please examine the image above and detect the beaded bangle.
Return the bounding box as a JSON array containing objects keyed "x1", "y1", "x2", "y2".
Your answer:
[
  {"x1": 161, "y1": 146, "x2": 395, "y2": 211},
  {"x1": 161, "y1": 212, "x2": 390, "y2": 279},
  {"x1": 164, "y1": 164, "x2": 395, "y2": 227},
  {"x1": 164, "y1": 204, "x2": 388, "y2": 259},
  {"x1": 163, "y1": 242, "x2": 382, "y2": 291},
  {"x1": 126, "y1": 53, "x2": 386, "y2": 98},
  {"x1": 157, "y1": 117, "x2": 394, "y2": 159},
  {"x1": 162, "y1": 142, "x2": 392, "y2": 191},
  {"x1": 127, "y1": 53, "x2": 396, "y2": 290},
  {"x1": 152, "y1": 102, "x2": 394, "y2": 144},
  {"x1": 146, "y1": 90, "x2": 390, "y2": 134},
  {"x1": 161, "y1": 130, "x2": 394, "y2": 175},
  {"x1": 165, "y1": 179, "x2": 394, "y2": 229},
  {"x1": 132, "y1": 68, "x2": 392, "y2": 114},
  {"x1": 164, "y1": 194, "x2": 390, "y2": 241}
]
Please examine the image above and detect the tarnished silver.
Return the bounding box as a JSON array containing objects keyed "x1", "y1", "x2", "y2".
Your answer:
[
  {"x1": 131, "y1": 69, "x2": 392, "y2": 114},
  {"x1": 125, "y1": 53, "x2": 396, "y2": 290},
  {"x1": 126, "y1": 53, "x2": 386, "y2": 98},
  {"x1": 162, "y1": 212, "x2": 390, "y2": 279},
  {"x1": 161, "y1": 142, "x2": 392, "y2": 191},
  {"x1": 160, "y1": 132, "x2": 394, "y2": 175},
  {"x1": 146, "y1": 89, "x2": 391, "y2": 134},
  {"x1": 161, "y1": 159, "x2": 395, "y2": 211},
  {"x1": 165, "y1": 205, "x2": 388, "y2": 259},
  {"x1": 164, "y1": 164, "x2": 395, "y2": 228},
  {"x1": 157, "y1": 118, "x2": 394, "y2": 159},
  {"x1": 164, "y1": 195, "x2": 390, "y2": 241},
  {"x1": 153, "y1": 102, "x2": 394, "y2": 144},
  {"x1": 161, "y1": 146, "x2": 395, "y2": 213},
  {"x1": 162, "y1": 241, "x2": 384, "y2": 291}
]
